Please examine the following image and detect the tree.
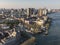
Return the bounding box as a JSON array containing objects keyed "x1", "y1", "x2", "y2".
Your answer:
[{"x1": 4, "y1": 20, "x2": 19, "y2": 29}]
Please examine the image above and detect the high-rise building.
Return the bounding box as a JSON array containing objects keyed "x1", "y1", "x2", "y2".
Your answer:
[
  {"x1": 38, "y1": 8, "x2": 43, "y2": 16},
  {"x1": 43, "y1": 8, "x2": 47, "y2": 15},
  {"x1": 47, "y1": 8, "x2": 51, "y2": 13},
  {"x1": 11, "y1": 9, "x2": 14, "y2": 17},
  {"x1": 26, "y1": 8, "x2": 33, "y2": 17},
  {"x1": 26, "y1": 8, "x2": 29, "y2": 17}
]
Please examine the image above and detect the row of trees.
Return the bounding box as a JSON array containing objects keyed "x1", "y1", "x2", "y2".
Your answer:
[{"x1": 4, "y1": 20, "x2": 20, "y2": 29}]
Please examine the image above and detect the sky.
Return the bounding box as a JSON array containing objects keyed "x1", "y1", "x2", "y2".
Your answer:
[{"x1": 0, "y1": 0, "x2": 60, "y2": 9}]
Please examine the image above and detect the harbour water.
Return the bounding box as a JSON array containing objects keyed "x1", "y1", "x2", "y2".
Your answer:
[{"x1": 35, "y1": 12, "x2": 60, "y2": 45}]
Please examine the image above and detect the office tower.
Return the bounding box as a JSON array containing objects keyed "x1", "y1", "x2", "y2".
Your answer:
[
  {"x1": 43, "y1": 8, "x2": 47, "y2": 15},
  {"x1": 26, "y1": 8, "x2": 33, "y2": 17},
  {"x1": 26, "y1": 8, "x2": 29, "y2": 17},
  {"x1": 38, "y1": 8, "x2": 43, "y2": 16},
  {"x1": 11, "y1": 9, "x2": 14, "y2": 17}
]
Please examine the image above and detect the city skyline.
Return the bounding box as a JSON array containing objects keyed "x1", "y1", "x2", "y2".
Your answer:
[{"x1": 0, "y1": 0, "x2": 60, "y2": 9}]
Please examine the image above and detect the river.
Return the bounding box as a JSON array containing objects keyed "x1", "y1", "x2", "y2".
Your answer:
[{"x1": 35, "y1": 12, "x2": 60, "y2": 45}]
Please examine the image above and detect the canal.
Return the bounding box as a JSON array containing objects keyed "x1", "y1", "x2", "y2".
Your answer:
[{"x1": 35, "y1": 12, "x2": 60, "y2": 45}]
